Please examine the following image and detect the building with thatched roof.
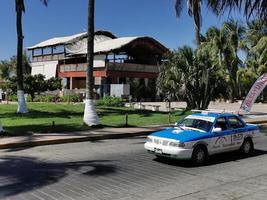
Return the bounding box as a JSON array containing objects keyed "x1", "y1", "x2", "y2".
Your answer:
[{"x1": 28, "y1": 31, "x2": 168, "y2": 99}]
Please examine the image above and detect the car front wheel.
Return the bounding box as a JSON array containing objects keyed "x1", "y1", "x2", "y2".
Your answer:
[{"x1": 191, "y1": 145, "x2": 208, "y2": 165}]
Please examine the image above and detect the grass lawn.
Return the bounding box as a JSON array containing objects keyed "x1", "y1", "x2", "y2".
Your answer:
[{"x1": 0, "y1": 103, "x2": 190, "y2": 135}]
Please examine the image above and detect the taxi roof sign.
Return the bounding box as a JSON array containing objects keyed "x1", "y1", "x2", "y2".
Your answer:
[{"x1": 191, "y1": 109, "x2": 237, "y2": 115}]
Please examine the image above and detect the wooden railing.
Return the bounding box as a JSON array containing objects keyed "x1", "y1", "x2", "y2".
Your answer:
[
  {"x1": 107, "y1": 62, "x2": 159, "y2": 73},
  {"x1": 32, "y1": 53, "x2": 65, "y2": 62},
  {"x1": 59, "y1": 62, "x2": 160, "y2": 73},
  {"x1": 60, "y1": 63, "x2": 87, "y2": 72}
]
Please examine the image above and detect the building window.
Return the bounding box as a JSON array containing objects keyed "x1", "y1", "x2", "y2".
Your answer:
[
  {"x1": 53, "y1": 45, "x2": 65, "y2": 54},
  {"x1": 43, "y1": 47, "x2": 52, "y2": 55},
  {"x1": 33, "y1": 48, "x2": 42, "y2": 56}
]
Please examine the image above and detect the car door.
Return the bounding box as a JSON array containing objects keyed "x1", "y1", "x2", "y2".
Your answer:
[
  {"x1": 226, "y1": 116, "x2": 246, "y2": 149},
  {"x1": 210, "y1": 117, "x2": 233, "y2": 154}
]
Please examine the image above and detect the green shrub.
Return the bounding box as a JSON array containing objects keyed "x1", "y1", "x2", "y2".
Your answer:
[
  {"x1": 7, "y1": 94, "x2": 18, "y2": 102},
  {"x1": 41, "y1": 95, "x2": 58, "y2": 102},
  {"x1": 96, "y1": 96, "x2": 124, "y2": 107},
  {"x1": 27, "y1": 95, "x2": 59, "y2": 102},
  {"x1": 26, "y1": 95, "x2": 31, "y2": 102},
  {"x1": 26, "y1": 94, "x2": 83, "y2": 103},
  {"x1": 60, "y1": 94, "x2": 83, "y2": 103}
]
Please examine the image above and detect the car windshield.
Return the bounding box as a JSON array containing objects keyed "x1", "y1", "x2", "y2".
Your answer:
[{"x1": 176, "y1": 118, "x2": 213, "y2": 132}]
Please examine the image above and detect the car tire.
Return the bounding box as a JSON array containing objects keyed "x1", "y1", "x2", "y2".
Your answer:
[
  {"x1": 191, "y1": 145, "x2": 208, "y2": 165},
  {"x1": 240, "y1": 138, "x2": 254, "y2": 155}
]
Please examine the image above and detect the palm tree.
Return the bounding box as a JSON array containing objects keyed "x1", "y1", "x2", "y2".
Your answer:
[
  {"x1": 221, "y1": 20, "x2": 245, "y2": 101},
  {"x1": 203, "y1": 21, "x2": 245, "y2": 102},
  {"x1": 174, "y1": 0, "x2": 223, "y2": 110},
  {"x1": 175, "y1": 0, "x2": 267, "y2": 47},
  {"x1": 251, "y1": 37, "x2": 267, "y2": 72},
  {"x1": 203, "y1": 26, "x2": 224, "y2": 66},
  {"x1": 157, "y1": 52, "x2": 183, "y2": 102},
  {"x1": 245, "y1": 20, "x2": 267, "y2": 74},
  {"x1": 175, "y1": 0, "x2": 202, "y2": 46},
  {"x1": 158, "y1": 46, "x2": 221, "y2": 109},
  {"x1": 83, "y1": 0, "x2": 99, "y2": 126},
  {"x1": 246, "y1": 20, "x2": 267, "y2": 49},
  {"x1": 15, "y1": 0, "x2": 48, "y2": 113}
]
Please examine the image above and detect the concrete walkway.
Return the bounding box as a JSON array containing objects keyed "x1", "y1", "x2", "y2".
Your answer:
[{"x1": 129, "y1": 101, "x2": 267, "y2": 113}]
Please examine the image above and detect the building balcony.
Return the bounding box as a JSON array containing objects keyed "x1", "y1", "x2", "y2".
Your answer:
[
  {"x1": 59, "y1": 61, "x2": 159, "y2": 73},
  {"x1": 59, "y1": 63, "x2": 90, "y2": 72},
  {"x1": 32, "y1": 53, "x2": 65, "y2": 62},
  {"x1": 107, "y1": 62, "x2": 159, "y2": 73}
]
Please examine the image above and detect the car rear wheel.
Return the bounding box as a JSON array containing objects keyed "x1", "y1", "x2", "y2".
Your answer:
[
  {"x1": 240, "y1": 138, "x2": 254, "y2": 155},
  {"x1": 191, "y1": 145, "x2": 208, "y2": 165}
]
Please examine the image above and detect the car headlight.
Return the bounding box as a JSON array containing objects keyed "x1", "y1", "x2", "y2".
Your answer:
[
  {"x1": 146, "y1": 137, "x2": 153, "y2": 143},
  {"x1": 169, "y1": 141, "x2": 185, "y2": 148}
]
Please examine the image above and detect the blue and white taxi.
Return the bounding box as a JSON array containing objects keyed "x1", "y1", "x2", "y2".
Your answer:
[{"x1": 144, "y1": 111, "x2": 262, "y2": 164}]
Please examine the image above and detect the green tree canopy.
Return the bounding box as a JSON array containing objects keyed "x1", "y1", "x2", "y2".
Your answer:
[{"x1": 158, "y1": 45, "x2": 225, "y2": 109}]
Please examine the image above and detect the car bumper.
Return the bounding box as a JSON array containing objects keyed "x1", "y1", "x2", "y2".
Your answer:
[{"x1": 144, "y1": 142, "x2": 193, "y2": 159}]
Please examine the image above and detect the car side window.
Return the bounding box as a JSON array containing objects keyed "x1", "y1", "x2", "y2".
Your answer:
[
  {"x1": 227, "y1": 116, "x2": 245, "y2": 129},
  {"x1": 214, "y1": 117, "x2": 228, "y2": 131}
]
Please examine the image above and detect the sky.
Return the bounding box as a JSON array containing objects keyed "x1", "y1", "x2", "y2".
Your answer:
[{"x1": 0, "y1": 0, "x2": 245, "y2": 61}]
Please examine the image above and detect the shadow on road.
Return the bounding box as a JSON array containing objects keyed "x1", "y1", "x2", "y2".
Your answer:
[
  {"x1": 0, "y1": 156, "x2": 117, "y2": 198},
  {"x1": 154, "y1": 149, "x2": 267, "y2": 168}
]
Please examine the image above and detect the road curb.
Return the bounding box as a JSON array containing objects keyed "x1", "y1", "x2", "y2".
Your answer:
[{"x1": 0, "y1": 130, "x2": 154, "y2": 150}]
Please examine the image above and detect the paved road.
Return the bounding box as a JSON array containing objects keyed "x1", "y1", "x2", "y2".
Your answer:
[{"x1": 1, "y1": 131, "x2": 267, "y2": 200}]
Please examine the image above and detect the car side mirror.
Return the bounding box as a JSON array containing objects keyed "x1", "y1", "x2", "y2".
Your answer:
[{"x1": 212, "y1": 127, "x2": 222, "y2": 133}]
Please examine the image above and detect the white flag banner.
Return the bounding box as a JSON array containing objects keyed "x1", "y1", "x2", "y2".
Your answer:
[{"x1": 240, "y1": 73, "x2": 267, "y2": 112}]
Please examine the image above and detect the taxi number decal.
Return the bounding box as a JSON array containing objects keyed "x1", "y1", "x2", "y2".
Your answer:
[{"x1": 232, "y1": 133, "x2": 243, "y2": 141}]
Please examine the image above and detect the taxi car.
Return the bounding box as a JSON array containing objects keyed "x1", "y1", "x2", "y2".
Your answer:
[{"x1": 144, "y1": 111, "x2": 261, "y2": 165}]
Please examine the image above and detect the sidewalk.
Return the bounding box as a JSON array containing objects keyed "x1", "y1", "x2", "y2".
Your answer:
[
  {"x1": 0, "y1": 125, "x2": 167, "y2": 150},
  {"x1": 131, "y1": 101, "x2": 267, "y2": 113},
  {"x1": 0, "y1": 116, "x2": 267, "y2": 150}
]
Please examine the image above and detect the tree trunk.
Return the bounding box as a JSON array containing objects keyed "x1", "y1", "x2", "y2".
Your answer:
[
  {"x1": 229, "y1": 80, "x2": 235, "y2": 103},
  {"x1": 230, "y1": 67, "x2": 237, "y2": 103},
  {"x1": 0, "y1": 121, "x2": 3, "y2": 132},
  {"x1": 16, "y1": 0, "x2": 28, "y2": 113},
  {"x1": 201, "y1": 69, "x2": 210, "y2": 110},
  {"x1": 86, "y1": 0, "x2": 94, "y2": 101},
  {"x1": 30, "y1": 92, "x2": 34, "y2": 102},
  {"x1": 83, "y1": 0, "x2": 99, "y2": 126},
  {"x1": 194, "y1": 23, "x2": 201, "y2": 46}
]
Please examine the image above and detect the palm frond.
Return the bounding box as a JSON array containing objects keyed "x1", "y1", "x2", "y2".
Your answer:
[
  {"x1": 40, "y1": 0, "x2": 49, "y2": 6},
  {"x1": 208, "y1": 0, "x2": 267, "y2": 21},
  {"x1": 175, "y1": 0, "x2": 183, "y2": 17}
]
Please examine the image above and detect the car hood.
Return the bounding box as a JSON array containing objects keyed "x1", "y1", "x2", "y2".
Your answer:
[
  {"x1": 246, "y1": 124, "x2": 259, "y2": 131},
  {"x1": 150, "y1": 127, "x2": 211, "y2": 143}
]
